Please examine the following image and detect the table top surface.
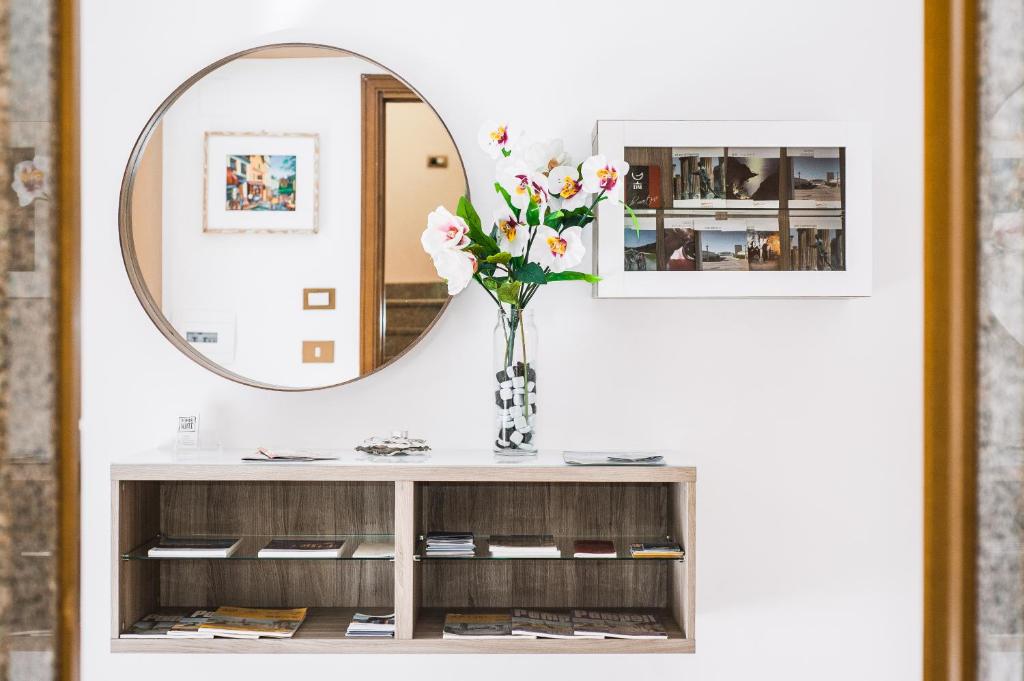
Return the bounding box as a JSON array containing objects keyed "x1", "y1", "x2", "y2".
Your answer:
[{"x1": 111, "y1": 448, "x2": 697, "y2": 482}]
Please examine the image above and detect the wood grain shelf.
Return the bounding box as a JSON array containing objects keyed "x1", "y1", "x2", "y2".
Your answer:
[{"x1": 111, "y1": 450, "x2": 696, "y2": 654}]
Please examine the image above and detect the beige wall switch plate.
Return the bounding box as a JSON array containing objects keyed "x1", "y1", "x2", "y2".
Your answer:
[
  {"x1": 303, "y1": 288, "x2": 336, "y2": 310},
  {"x1": 302, "y1": 340, "x2": 335, "y2": 363}
]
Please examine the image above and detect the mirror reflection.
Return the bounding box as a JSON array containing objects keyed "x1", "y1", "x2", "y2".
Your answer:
[{"x1": 124, "y1": 45, "x2": 466, "y2": 389}]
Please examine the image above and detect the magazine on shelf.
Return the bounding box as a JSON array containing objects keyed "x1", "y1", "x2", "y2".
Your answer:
[
  {"x1": 425, "y1": 531, "x2": 476, "y2": 557},
  {"x1": 629, "y1": 542, "x2": 684, "y2": 559},
  {"x1": 351, "y1": 540, "x2": 395, "y2": 559},
  {"x1": 571, "y1": 610, "x2": 668, "y2": 639},
  {"x1": 489, "y1": 535, "x2": 560, "y2": 558},
  {"x1": 120, "y1": 613, "x2": 182, "y2": 638},
  {"x1": 442, "y1": 613, "x2": 515, "y2": 639},
  {"x1": 146, "y1": 537, "x2": 242, "y2": 558},
  {"x1": 562, "y1": 451, "x2": 664, "y2": 466},
  {"x1": 197, "y1": 606, "x2": 307, "y2": 639},
  {"x1": 572, "y1": 539, "x2": 617, "y2": 558},
  {"x1": 166, "y1": 611, "x2": 218, "y2": 638},
  {"x1": 345, "y1": 612, "x2": 395, "y2": 638},
  {"x1": 257, "y1": 538, "x2": 346, "y2": 559},
  {"x1": 510, "y1": 609, "x2": 575, "y2": 639}
]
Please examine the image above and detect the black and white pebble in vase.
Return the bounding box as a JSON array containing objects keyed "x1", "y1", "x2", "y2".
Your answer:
[{"x1": 494, "y1": 361, "x2": 537, "y2": 453}]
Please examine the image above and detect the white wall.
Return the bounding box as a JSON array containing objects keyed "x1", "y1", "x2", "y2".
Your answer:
[
  {"x1": 159, "y1": 56, "x2": 384, "y2": 387},
  {"x1": 80, "y1": 1, "x2": 923, "y2": 680}
]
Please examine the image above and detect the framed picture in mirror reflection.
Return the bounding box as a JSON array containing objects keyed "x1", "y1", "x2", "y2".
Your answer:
[{"x1": 203, "y1": 131, "x2": 319, "y2": 233}]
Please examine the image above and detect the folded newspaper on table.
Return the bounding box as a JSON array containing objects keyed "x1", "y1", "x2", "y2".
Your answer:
[
  {"x1": 196, "y1": 606, "x2": 307, "y2": 639},
  {"x1": 562, "y1": 451, "x2": 665, "y2": 466}
]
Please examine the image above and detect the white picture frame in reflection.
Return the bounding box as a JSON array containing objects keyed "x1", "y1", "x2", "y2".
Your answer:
[{"x1": 203, "y1": 131, "x2": 320, "y2": 234}]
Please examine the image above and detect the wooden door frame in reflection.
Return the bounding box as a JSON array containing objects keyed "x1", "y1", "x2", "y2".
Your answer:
[
  {"x1": 360, "y1": 75, "x2": 420, "y2": 374},
  {"x1": 360, "y1": 75, "x2": 456, "y2": 374},
  {"x1": 923, "y1": 0, "x2": 978, "y2": 680}
]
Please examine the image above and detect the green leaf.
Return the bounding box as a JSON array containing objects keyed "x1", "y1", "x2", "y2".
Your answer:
[
  {"x1": 497, "y1": 279, "x2": 522, "y2": 305},
  {"x1": 622, "y1": 201, "x2": 641, "y2": 236},
  {"x1": 456, "y1": 195, "x2": 481, "y2": 231},
  {"x1": 464, "y1": 243, "x2": 489, "y2": 258},
  {"x1": 493, "y1": 181, "x2": 517, "y2": 214},
  {"x1": 513, "y1": 262, "x2": 547, "y2": 284},
  {"x1": 481, "y1": 277, "x2": 501, "y2": 290},
  {"x1": 456, "y1": 195, "x2": 499, "y2": 255},
  {"x1": 485, "y1": 252, "x2": 512, "y2": 265},
  {"x1": 546, "y1": 270, "x2": 601, "y2": 283},
  {"x1": 543, "y1": 210, "x2": 565, "y2": 228},
  {"x1": 525, "y1": 201, "x2": 540, "y2": 227},
  {"x1": 478, "y1": 262, "x2": 497, "y2": 276}
]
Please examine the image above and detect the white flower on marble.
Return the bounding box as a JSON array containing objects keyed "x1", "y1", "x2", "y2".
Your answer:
[{"x1": 12, "y1": 155, "x2": 50, "y2": 207}]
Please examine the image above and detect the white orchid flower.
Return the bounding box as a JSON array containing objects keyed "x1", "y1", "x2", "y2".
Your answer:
[
  {"x1": 493, "y1": 209, "x2": 529, "y2": 257},
  {"x1": 12, "y1": 155, "x2": 50, "y2": 207},
  {"x1": 431, "y1": 247, "x2": 477, "y2": 295},
  {"x1": 497, "y1": 162, "x2": 549, "y2": 211},
  {"x1": 519, "y1": 136, "x2": 569, "y2": 173},
  {"x1": 547, "y1": 165, "x2": 591, "y2": 211},
  {"x1": 421, "y1": 206, "x2": 470, "y2": 256},
  {"x1": 478, "y1": 120, "x2": 516, "y2": 158},
  {"x1": 531, "y1": 225, "x2": 584, "y2": 273},
  {"x1": 581, "y1": 155, "x2": 629, "y2": 199}
]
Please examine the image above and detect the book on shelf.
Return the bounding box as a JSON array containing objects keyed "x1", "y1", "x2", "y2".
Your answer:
[
  {"x1": 425, "y1": 531, "x2": 475, "y2": 557},
  {"x1": 488, "y1": 534, "x2": 560, "y2": 558},
  {"x1": 510, "y1": 609, "x2": 574, "y2": 639},
  {"x1": 629, "y1": 541, "x2": 684, "y2": 559},
  {"x1": 573, "y1": 539, "x2": 616, "y2": 558},
  {"x1": 442, "y1": 613, "x2": 515, "y2": 639},
  {"x1": 120, "y1": 613, "x2": 182, "y2": 638},
  {"x1": 257, "y1": 538, "x2": 346, "y2": 559},
  {"x1": 345, "y1": 612, "x2": 395, "y2": 638},
  {"x1": 563, "y1": 451, "x2": 664, "y2": 466},
  {"x1": 571, "y1": 610, "x2": 668, "y2": 639},
  {"x1": 146, "y1": 537, "x2": 241, "y2": 558},
  {"x1": 196, "y1": 606, "x2": 307, "y2": 639},
  {"x1": 166, "y1": 611, "x2": 217, "y2": 638},
  {"x1": 351, "y1": 540, "x2": 395, "y2": 559}
]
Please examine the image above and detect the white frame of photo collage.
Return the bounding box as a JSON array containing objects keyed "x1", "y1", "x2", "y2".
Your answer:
[{"x1": 592, "y1": 120, "x2": 872, "y2": 298}]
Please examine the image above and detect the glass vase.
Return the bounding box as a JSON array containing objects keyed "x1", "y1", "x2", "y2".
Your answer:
[{"x1": 493, "y1": 307, "x2": 537, "y2": 454}]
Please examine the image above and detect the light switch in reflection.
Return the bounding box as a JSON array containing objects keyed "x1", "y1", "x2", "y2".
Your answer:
[
  {"x1": 303, "y1": 288, "x2": 336, "y2": 310},
  {"x1": 302, "y1": 340, "x2": 335, "y2": 363}
]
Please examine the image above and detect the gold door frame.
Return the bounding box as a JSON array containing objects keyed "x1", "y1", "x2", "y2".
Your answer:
[{"x1": 924, "y1": 1, "x2": 978, "y2": 680}]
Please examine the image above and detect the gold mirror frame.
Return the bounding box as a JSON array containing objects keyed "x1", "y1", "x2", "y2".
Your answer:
[{"x1": 117, "y1": 42, "x2": 467, "y2": 391}]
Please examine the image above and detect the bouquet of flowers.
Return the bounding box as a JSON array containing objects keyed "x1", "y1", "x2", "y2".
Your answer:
[{"x1": 420, "y1": 121, "x2": 634, "y2": 452}]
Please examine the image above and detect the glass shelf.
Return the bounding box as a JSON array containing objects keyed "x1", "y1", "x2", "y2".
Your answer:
[
  {"x1": 414, "y1": 536, "x2": 684, "y2": 561},
  {"x1": 122, "y1": 534, "x2": 395, "y2": 561}
]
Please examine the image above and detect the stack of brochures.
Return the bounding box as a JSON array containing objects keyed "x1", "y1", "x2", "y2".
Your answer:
[
  {"x1": 442, "y1": 613, "x2": 514, "y2": 639},
  {"x1": 257, "y1": 538, "x2": 346, "y2": 559},
  {"x1": 629, "y1": 541, "x2": 684, "y2": 559},
  {"x1": 488, "y1": 534, "x2": 560, "y2": 558},
  {"x1": 439, "y1": 609, "x2": 668, "y2": 641},
  {"x1": 146, "y1": 537, "x2": 241, "y2": 558},
  {"x1": 571, "y1": 610, "x2": 668, "y2": 639},
  {"x1": 425, "y1": 531, "x2": 475, "y2": 557},
  {"x1": 122, "y1": 607, "x2": 306, "y2": 639},
  {"x1": 345, "y1": 612, "x2": 395, "y2": 638},
  {"x1": 351, "y1": 539, "x2": 395, "y2": 559},
  {"x1": 562, "y1": 451, "x2": 664, "y2": 466},
  {"x1": 572, "y1": 539, "x2": 617, "y2": 558}
]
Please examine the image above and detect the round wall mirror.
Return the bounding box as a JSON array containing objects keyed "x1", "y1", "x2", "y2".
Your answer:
[{"x1": 119, "y1": 44, "x2": 467, "y2": 390}]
